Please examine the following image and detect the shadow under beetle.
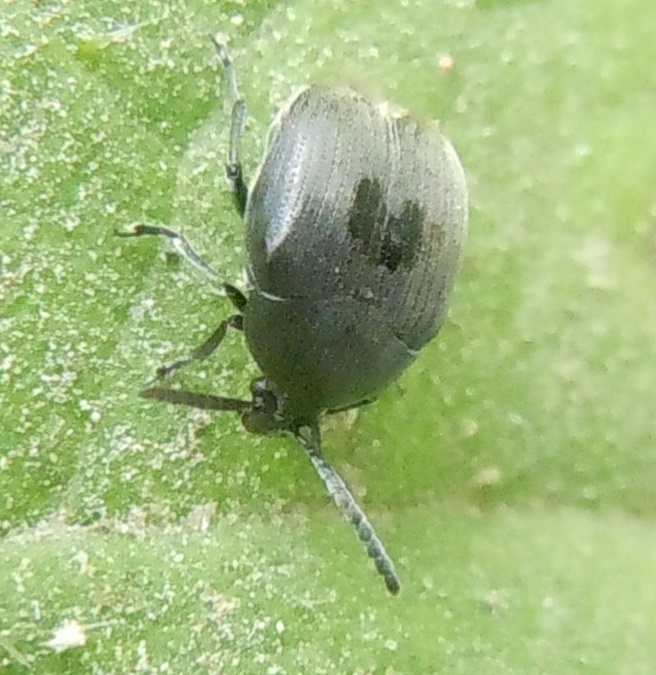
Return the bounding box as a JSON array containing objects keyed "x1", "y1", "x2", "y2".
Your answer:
[{"x1": 118, "y1": 38, "x2": 468, "y2": 595}]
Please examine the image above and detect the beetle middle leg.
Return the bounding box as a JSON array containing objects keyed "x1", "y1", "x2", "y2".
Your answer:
[
  {"x1": 116, "y1": 223, "x2": 229, "y2": 293},
  {"x1": 117, "y1": 223, "x2": 249, "y2": 381},
  {"x1": 151, "y1": 313, "x2": 244, "y2": 382},
  {"x1": 149, "y1": 280, "x2": 247, "y2": 380}
]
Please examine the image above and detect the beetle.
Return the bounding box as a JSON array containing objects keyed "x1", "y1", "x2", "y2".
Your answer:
[{"x1": 118, "y1": 38, "x2": 468, "y2": 595}]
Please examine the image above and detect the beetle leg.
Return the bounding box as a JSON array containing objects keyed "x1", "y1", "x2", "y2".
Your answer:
[
  {"x1": 224, "y1": 282, "x2": 247, "y2": 312},
  {"x1": 226, "y1": 101, "x2": 248, "y2": 217},
  {"x1": 326, "y1": 397, "x2": 377, "y2": 415},
  {"x1": 211, "y1": 37, "x2": 248, "y2": 217},
  {"x1": 116, "y1": 223, "x2": 228, "y2": 292},
  {"x1": 150, "y1": 314, "x2": 243, "y2": 383},
  {"x1": 294, "y1": 424, "x2": 401, "y2": 595},
  {"x1": 140, "y1": 387, "x2": 250, "y2": 414}
]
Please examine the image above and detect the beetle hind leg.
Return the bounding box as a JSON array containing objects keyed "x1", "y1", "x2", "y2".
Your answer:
[{"x1": 211, "y1": 37, "x2": 248, "y2": 217}]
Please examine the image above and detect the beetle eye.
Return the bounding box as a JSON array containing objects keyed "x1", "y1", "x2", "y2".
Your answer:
[
  {"x1": 253, "y1": 387, "x2": 277, "y2": 416},
  {"x1": 242, "y1": 396, "x2": 285, "y2": 435},
  {"x1": 240, "y1": 378, "x2": 287, "y2": 434},
  {"x1": 241, "y1": 411, "x2": 268, "y2": 435}
]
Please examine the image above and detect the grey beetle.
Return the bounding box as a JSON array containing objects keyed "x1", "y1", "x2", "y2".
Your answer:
[{"x1": 118, "y1": 39, "x2": 468, "y2": 595}]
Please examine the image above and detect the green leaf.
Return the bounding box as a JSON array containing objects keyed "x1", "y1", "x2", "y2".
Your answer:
[{"x1": 2, "y1": 0, "x2": 655, "y2": 672}]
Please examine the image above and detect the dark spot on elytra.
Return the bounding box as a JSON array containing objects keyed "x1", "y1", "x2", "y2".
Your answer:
[
  {"x1": 380, "y1": 200, "x2": 424, "y2": 272},
  {"x1": 347, "y1": 177, "x2": 424, "y2": 273},
  {"x1": 347, "y1": 177, "x2": 382, "y2": 250}
]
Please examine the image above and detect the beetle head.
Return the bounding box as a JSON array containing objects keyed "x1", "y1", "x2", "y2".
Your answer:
[{"x1": 240, "y1": 377, "x2": 291, "y2": 435}]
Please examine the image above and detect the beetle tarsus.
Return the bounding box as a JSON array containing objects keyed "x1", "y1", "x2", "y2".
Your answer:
[{"x1": 210, "y1": 37, "x2": 239, "y2": 101}]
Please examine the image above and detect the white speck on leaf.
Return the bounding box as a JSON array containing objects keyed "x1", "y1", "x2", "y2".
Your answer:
[{"x1": 43, "y1": 620, "x2": 87, "y2": 653}]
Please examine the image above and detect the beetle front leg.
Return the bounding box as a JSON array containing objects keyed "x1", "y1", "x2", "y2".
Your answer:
[{"x1": 140, "y1": 387, "x2": 251, "y2": 414}]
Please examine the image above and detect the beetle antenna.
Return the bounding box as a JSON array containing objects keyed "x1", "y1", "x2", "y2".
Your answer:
[{"x1": 295, "y1": 425, "x2": 401, "y2": 595}]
